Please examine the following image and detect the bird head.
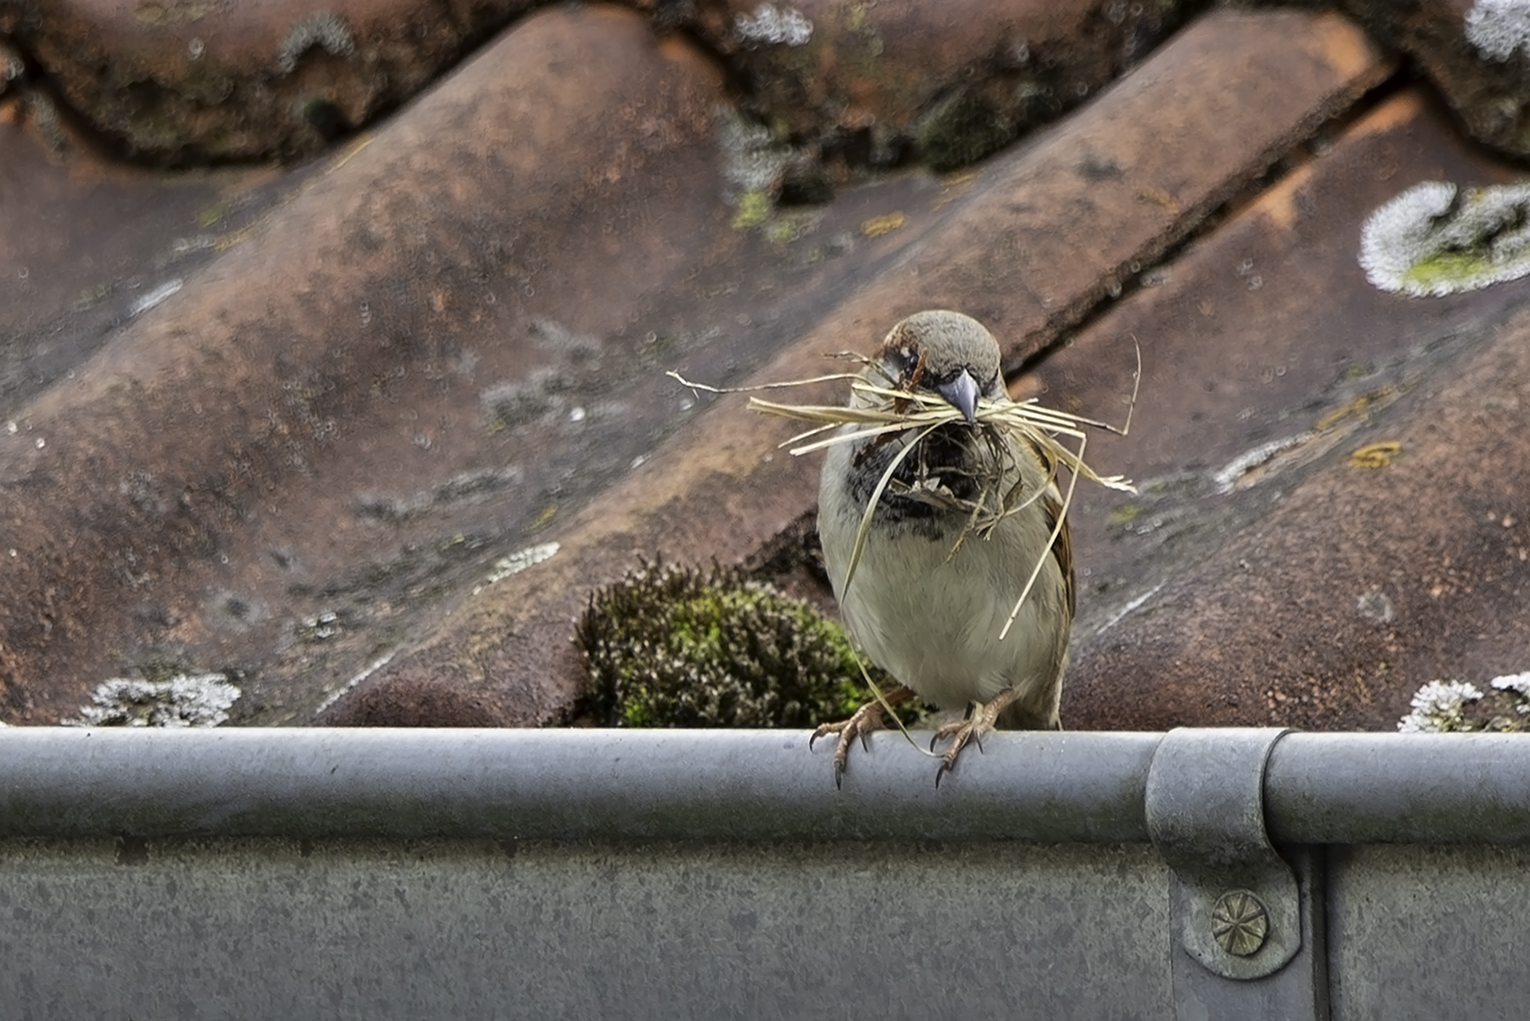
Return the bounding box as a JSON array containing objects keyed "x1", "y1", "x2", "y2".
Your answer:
[{"x1": 877, "y1": 310, "x2": 1004, "y2": 424}]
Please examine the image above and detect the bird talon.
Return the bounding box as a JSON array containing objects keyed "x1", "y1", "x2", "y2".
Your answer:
[
  {"x1": 810, "y1": 692, "x2": 915, "y2": 785},
  {"x1": 929, "y1": 717, "x2": 966, "y2": 753},
  {"x1": 928, "y1": 692, "x2": 1021, "y2": 783}
]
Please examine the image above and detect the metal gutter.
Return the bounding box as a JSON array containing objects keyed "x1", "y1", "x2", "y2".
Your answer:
[
  {"x1": 0, "y1": 728, "x2": 1159, "y2": 842},
  {"x1": 5, "y1": 727, "x2": 1530, "y2": 1020},
  {"x1": 3, "y1": 728, "x2": 1529, "y2": 844},
  {"x1": 1265, "y1": 732, "x2": 1530, "y2": 844}
]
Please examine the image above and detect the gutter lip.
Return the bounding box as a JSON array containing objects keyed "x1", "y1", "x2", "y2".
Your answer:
[{"x1": 0, "y1": 728, "x2": 1526, "y2": 845}]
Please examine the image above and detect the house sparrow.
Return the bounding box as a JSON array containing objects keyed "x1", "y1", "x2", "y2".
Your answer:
[{"x1": 812, "y1": 310, "x2": 1075, "y2": 785}]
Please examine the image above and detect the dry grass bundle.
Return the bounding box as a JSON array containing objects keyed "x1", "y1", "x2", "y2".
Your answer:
[{"x1": 669, "y1": 352, "x2": 1137, "y2": 640}]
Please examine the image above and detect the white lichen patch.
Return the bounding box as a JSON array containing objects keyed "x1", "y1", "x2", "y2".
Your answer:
[
  {"x1": 1, "y1": 38, "x2": 25, "y2": 88},
  {"x1": 65, "y1": 673, "x2": 240, "y2": 728},
  {"x1": 1211, "y1": 433, "x2": 1313, "y2": 495},
  {"x1": 1491, "y1": 671, "x2": 1530, "y2": 713},
  {"x1": 716, "y1": 106, "x2": 794, "y2": 198},
  {"x1": 1093, "y1": 582, "x2": 1165, "y2": 636},
  {"x1": 1356, "y1": 590, "x2": 1396, "y2": 625},
  {"x1": 296, "y1": 610, "x2": 342, "y2": 642},
  {"x1": 1397, "y1": 680, "x2": 1484, "y2": 733},
  {"x1": 1360, "y1": 180, "x2": 1530, "y2": 296},
  {"x1": 734, "y1": 3, "x2": 813, "y2": 46},
  {"x1": 314, "y1": 652, "x2": 395, "y2": 717},
  {"x1": 128, "y1": 279, "x2": 183, "y2": 318},
  {"x1": 1399, "y1": 672, "x2": 1530, "y2": 731},
  {"x1": 481, "y1": 368, "x2": 571, "y2": 431},
  {"x1": 1465, "y1": 0, "x2": 1530, "y2": 61},
  {"x1": 277, "y1": 12, "x2": 356, "y2": 74},
  {"x1": 484, "y1": 542, "x2": 559, "y2": 587}
]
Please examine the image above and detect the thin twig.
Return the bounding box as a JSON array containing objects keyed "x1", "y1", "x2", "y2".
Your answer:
[{"x1": 667, "y1": 369, "x2": 864, "y2": 397}]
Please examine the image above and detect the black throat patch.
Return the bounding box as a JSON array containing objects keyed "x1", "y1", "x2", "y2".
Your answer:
[{"x1": 847, "y1": 422, "x2": 989, "y2": 539}]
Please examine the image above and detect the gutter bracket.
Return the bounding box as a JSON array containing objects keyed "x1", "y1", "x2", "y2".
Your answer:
[{"x1": 1147, "y1": 728, "x2": 1325, "y2": 1018}]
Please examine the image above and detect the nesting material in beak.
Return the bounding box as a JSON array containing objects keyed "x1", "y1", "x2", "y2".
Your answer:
[{"x1": 937, "y1": 370, "x2": 980, "y2": 424}]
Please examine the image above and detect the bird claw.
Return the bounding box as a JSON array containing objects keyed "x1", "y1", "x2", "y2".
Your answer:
[
  {"x1": 930, "y1": 717, "x2": 987, "y2": 787},
  {"x1": 929, "y1": 691, "x2": 1020, "y2": 786},
  {"x1": 810, "y1": 701, "x2": 888, "y2": 788}
]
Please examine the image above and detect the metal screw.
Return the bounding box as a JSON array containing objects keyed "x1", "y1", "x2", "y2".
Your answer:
[{"x1": 1211, "y1": 889, "x2": 1269, "y2": 957}]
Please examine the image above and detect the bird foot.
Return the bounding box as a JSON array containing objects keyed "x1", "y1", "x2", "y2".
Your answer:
[
  {"x1": 811, "y1": 685, "x2": 916, "y2": 787},
  {"x1": 810, "y1": 701, "x2": 889, "y2": 789},
  {"x1": 929, "y1": 688, "x2": 1022, "y2": 786}
]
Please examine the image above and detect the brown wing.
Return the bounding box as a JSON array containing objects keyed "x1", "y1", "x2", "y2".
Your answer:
[
  {"x1": 1041, "y1": 489, "x2": 1077, "y2": 619},
  {"x1": 1026, "y1": 436, "x2": 1077, "y2": 619}
]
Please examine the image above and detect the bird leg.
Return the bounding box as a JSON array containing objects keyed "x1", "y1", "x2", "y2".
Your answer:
[
  {"x1": 810, "y1": 685, "x2": 916, "y2": 788},
  {"x1": 930, "y1": 687, "x2": 1023, "y2": 786}
]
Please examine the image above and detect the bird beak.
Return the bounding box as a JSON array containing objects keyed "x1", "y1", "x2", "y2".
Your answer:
[{"x1": 936, "y1": 370, "x2": 980, "y2": 424}]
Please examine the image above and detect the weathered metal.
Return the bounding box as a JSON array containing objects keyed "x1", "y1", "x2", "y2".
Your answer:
[{"x1": 2, "y1": 728, "x2": 1528, "y2": 1019}]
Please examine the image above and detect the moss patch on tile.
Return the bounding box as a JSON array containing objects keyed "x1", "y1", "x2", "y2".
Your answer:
[{"x1": 578, "y1": 561, "x2": 910, "y2": 728}]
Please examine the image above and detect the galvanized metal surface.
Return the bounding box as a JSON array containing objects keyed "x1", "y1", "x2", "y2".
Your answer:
[
  {"x1": 1146, "y1": 728, "x2": 1301, "y2": 980},
  {"x1": 1266, "y1": 733, "x2": 1530, "y2": 844},
  {"x1": 3, "y1": 727, "x2": 1530, "y2": 1019},
  {"x1": 0, "y1": 728, "x2": 1160, "y2": 843},
  {"x1": 6, "y1": 728, "x2": 1530, "y2": 844},
  {"x1": 1328, "y1": 844, "x2": 1530, "y2": 1021},
  {"x1": 0, "y1": 836, "x2": 1172, "y2": 1021},
  {"x1": 1167, "y1": 845, "x2": 1328, "y2": 1021}
]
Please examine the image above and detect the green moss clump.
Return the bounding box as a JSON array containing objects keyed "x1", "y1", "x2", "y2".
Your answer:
[
  {"x1": 917, "y1": 87, "x2": 1014, "y2": 173},
  {"x1": 778, "y1": 160, "x2": 834, "y2": 206},
  {"x1": 578, "y1": 561, "x2": 912, "y2": 728}
]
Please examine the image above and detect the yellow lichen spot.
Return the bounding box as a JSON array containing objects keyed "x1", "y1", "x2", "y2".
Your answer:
[
  {"x1": 1108, "y1": 503, "x2": 1142, "y2": 525},
  {"x1": 71, "y1": 282, "x2": 113, "y2": 312},
  {"x1": 215, "y1": 225, "x2": 256, "y2": 252},
  {"x1": 766, "y1": 211, "x2": 815, "y2": 245},
  {"x1": 1350, "y1": 441, "x2": 1401, "y2": 469},
  {"x1": 1137, "y1": 187, "x2": 1180, "y2": 214},
  {"x1": 1317, "y1": 396, "x2": 1369, "y2": 431},
  {"x1": 1316, "y1": 387, "x2": 1392, "y2": 431},
  {"x1": 135, "y1": 0, "x2": 217, "y2": 23},
  {"x1": 861, "y1": 212, "x2": 906, "y2": 238},
  {"x1": 731, "y1": 191, "x2": 771, "y2": 230},
  {"x1": 526, "y1": 504, "x2": 558, "y2": 532},
  {"x1": 932, "y1": 170, "x2": 978, "y2": 211},
  {"x1": 196, "y1": 202, "x2": 228, "y2": 228}
]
